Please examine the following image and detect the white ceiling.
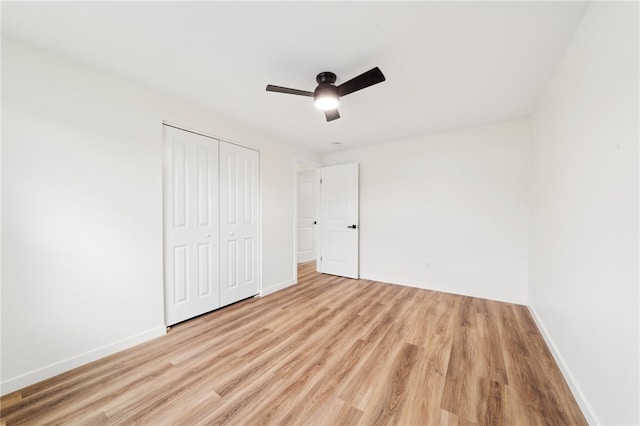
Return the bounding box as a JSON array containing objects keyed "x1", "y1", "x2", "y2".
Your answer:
[{"x1": 2, "y1": 1, "x2": 589, "y2": 153}]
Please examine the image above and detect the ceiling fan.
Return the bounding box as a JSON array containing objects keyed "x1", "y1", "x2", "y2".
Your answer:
[{"x1": 266, "y1": 67, "x2": 386, "y2": 122}]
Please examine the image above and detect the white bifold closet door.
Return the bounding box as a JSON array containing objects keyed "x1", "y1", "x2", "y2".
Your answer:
[
  {"x1": 219, "y1": 141, "x2": 260, "y2": 307},
  {"x1": 163, "y1": 126, "x2": 220, "y2": 326},
  {"x1": 163, "y1": 126, "x2": 260, "y2": 326}
]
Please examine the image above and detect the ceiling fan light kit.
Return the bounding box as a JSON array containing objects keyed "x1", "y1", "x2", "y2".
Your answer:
[
  {"x1": 314, "y1": 87, "x2": 339, "y2": 110},
  {"x1": 266, "y1": 67, "x2": 385, "y2": 122},
  {"x1": 313, "y1": 71, "x2": 340, "y2": 110}
]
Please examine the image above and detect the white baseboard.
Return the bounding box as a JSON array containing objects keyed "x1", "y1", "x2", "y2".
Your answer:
[
  {"x1": 360, "y1": 273, "x2": 527, "y2": 305},
  {"x1": 527, "y1": 306, "x2": 599, "y2": 425},
  {"x1": 260, "y1": 278, "x2": 296, "y2": 297},
  {"x1": 297, "y1": 253, "x2": 316, "y2": 264},
  {"x1": 1, "y1": 326, "x2": 166, "y2": 396}
]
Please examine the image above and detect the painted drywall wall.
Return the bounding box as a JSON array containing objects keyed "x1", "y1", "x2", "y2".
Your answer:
[
  {"x1": 323, "y1": 119, "x2": 530, "y2": 304},
  {"x1": 529, "y1": 2, "x2": 639, "y2": 424},
  {"x1": 1, "y1": 38, "x2": 317, "y2": 394}
]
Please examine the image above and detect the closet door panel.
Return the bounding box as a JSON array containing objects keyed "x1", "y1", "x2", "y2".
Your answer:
[
  {"x1": 163, "y1": 126, "x2": 220, "y2": 326},
  {"x1": 219, "y1": 141, "x2": 260, "y2": 306}
]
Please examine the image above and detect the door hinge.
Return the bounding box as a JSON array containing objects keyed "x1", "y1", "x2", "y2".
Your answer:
[
  {"x1": 320, "y1": 256, "x2": 323, "y2": 261},
  {"x1": 320, "y1": 178, "x2": 323, "y2": 184}
]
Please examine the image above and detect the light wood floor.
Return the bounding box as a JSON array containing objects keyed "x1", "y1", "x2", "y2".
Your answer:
[{"x1": 1, "y1": 262, "x2": 586, "y2": 425}]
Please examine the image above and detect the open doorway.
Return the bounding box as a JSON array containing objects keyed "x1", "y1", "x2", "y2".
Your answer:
[
  {"x1": 294, "y1": 159, "x2": 360, "y2": 281},
  {"x1": 295, "y1": 160, "x2": 320, "y2": 265}
]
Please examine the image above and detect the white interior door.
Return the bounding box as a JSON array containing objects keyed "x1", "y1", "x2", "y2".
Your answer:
[
  {"x1": 219, "y1": 141, "x2": 260, "y2": 306},
  {"x1": 318, "y1": 163, "x2": 359, "y2": 278},
  {"x1": 297, "y1": 169, "x2": 317, "y2": 263},
  {"x1": 163, "y1": 126, "x2": 220, "y2": 326}
]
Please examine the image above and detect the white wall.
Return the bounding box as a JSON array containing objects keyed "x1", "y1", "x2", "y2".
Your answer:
[
  {"x1": 1, "y1": 38, "x2": 314, "y2": 394},
  {"x1": 324, "y1": 119, "x2": 530, "y2": 304},
  {"x1": 529, "y1": 2, "x2": 639, "y2": 424}
]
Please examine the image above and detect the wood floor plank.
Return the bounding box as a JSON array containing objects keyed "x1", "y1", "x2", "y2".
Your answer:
[
  {"x1": 356, "y1": 342, "x2": 420, "y2": 425},
  {"x1": 0, "y1": 262, "x2": 587, "y2": 425},
  {"x1": 274, "y1": 338, "x2": 372, "y2": 425}
]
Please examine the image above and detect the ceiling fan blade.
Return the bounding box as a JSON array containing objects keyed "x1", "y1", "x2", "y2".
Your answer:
[
  {"x1": 324, "y1": 109, "x2": 340, "y2": 122},
  {"x1": 266, "y1": 84, "x2": 314, "y2": 97},
  {"x1": 337, "y1": 67, "x2": 386, "y2": 97}
]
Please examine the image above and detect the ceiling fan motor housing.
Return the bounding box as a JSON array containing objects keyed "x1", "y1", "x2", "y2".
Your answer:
[{"x1": 316, "y1": 71, "x2": 337, "y2": 85}]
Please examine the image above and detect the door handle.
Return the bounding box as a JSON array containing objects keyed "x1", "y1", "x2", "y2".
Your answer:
[{"x1": 347, "y1": 225, "x2": 358, "y2": 229}]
